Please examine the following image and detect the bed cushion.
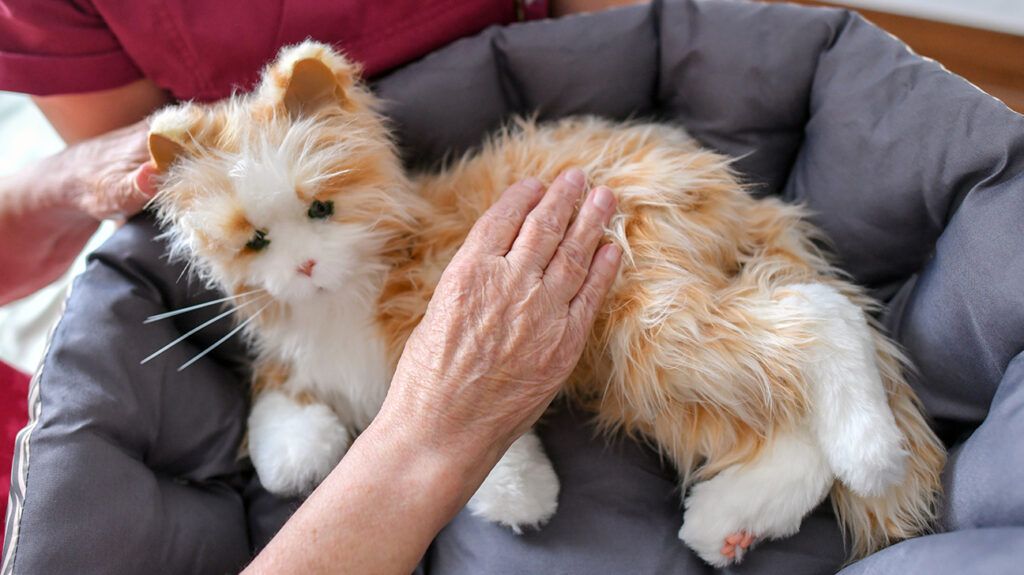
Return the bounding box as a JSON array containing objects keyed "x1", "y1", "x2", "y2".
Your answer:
[{"x1": 5, "y1": 1, "x2": 1023, "y2": 573}]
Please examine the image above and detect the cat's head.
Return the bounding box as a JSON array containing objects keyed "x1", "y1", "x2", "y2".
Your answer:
[{"x1": 149, "y1": 41, "x2": 418, "y2": 304}]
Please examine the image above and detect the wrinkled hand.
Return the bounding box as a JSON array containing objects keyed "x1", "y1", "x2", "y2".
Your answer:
[
  {"x1": 383, "y1": 169, "x2": 622, "y2": 462},
  {"x1": 62, "y1": 119, "x2": 157, "y2": 220}
]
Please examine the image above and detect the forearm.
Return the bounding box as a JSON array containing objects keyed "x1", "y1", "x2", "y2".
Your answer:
[
  {"x1": 0, "y1": 81, "x2": 171, "y2": 305},
  {"x1": 244, "y1": 405, "x2": 494, "y2": 575},
  {"x1": 0, "y1": 156, "x2": 98, "y2": 305}
]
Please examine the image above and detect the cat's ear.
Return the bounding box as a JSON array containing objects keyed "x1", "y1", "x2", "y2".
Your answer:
[
  {"x1": 147, "y1": 104, "x2": 205, "y2": 171},
  {"x1": 261, "y1": 40, "x2": 360, "y2": 115},
  {"x1": 148, "y1": 133, "x2": 186, "y2": 172}
]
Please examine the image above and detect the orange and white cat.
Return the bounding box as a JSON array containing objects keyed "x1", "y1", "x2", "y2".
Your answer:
[{"x1": 146, "y1": 41, "x2": 944, "y2": 566}]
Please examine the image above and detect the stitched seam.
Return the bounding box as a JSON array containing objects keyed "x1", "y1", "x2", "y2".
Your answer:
[{"x1": 0, "y1": 283, "x2": 73, "y2": 575}]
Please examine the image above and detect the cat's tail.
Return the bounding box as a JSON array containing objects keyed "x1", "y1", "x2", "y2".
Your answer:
[{"x1": 829, "y1": 326, "x2": 946, "y2": 559}]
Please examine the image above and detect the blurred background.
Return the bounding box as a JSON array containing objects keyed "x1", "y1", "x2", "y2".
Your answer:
[{"x1": 766, "y1": 0, "x2": 1024, "y2": 112}]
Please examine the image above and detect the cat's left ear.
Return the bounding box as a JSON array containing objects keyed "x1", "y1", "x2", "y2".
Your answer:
[
  {"x1": 147, "y1": 103, "x2": 206, "y2": 171},
  {"x1": 261, "y1": 40, "x2": 360, "y2": 115}
]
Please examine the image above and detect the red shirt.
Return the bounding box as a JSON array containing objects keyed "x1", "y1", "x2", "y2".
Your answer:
[{"x1": 0, "y1": 0, "x2": 548, "y2": 102}]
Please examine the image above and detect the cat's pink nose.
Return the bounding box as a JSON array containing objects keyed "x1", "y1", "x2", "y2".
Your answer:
[{"x1": 297, "y1": 259, "x2": 317, "y2": 277}]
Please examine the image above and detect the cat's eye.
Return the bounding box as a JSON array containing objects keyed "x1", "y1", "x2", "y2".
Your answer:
[
  {"x1": 308, "y1": 199, "x2": 334, "y2": 220},
  {"x1": 245, "y1": 229, "x2": 270, "y2": 251}
]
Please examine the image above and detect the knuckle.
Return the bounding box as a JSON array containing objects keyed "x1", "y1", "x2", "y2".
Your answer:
[
  {"x1": 527, "y1": 212, "x2": 563, "y2": 237},
  {"x1": 443, "y1": 272, "x2": 476, "y2": 301},
  {"x1": 488, "y1": 203, "x2": 524, "y2": 225},
  {"x1": 514, "y1": 242, "x2": 549, "y2": 267},
  {"x1": 558, "y1": 241, "x2": 591, "y2": 278},
  {"x1": 549, "y1": 177, "x2": 578, "y2": 197},
  {"x1": 580, "y1": 205, "x2": 607, "y2": 231},
  {"x1": 577, "y1": 283, "x2": 598, "y2": 307},
  {"x1": 468, "y1": 219, "x2": 498, "y2": 243}
]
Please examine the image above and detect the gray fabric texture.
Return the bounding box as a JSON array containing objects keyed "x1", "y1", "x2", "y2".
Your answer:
[{"x1": 4, "y1": 0, "x2": 1024, "y2": 573}]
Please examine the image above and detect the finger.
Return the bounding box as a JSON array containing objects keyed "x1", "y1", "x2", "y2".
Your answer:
[
  {"x1": 544, "y1": 185, "x2": 616, "y2": 302},
  {"x1": 464, "y1": 178, "x2": 546, "y2": 255},
  {"x1": 507, "y1": 168, "x2": 586, "y2": 269},
  {"x1": 117, "y1": 163, "x2": 159, "y2": 218},
  {"x1": 134, "y1": 162, "x2": 159, "y2": 197},
  {"x1": 569, "y1": 243, "x2": 621, "y2": 327}
]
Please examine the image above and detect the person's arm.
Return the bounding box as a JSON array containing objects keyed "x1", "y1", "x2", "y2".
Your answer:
[
  {"x1": 245, "y1": 171, "x2": 623, "y2": 574},
  {"x1": 0, "y1": 78, "x2": 169, "y2": 305}
]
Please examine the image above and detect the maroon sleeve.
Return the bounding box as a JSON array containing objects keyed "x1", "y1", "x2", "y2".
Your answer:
[
  {"x1": 520, "y1": 0, "x2": 549, "y2": 20},
  {"x1": 0, "y1": 0, "x2": 142, "y2": 95}
]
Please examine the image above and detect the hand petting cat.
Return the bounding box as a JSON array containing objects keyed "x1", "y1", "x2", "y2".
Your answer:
[
  {"x1": 163, "y1": 42, "x2": 941, "y2": 570},
  {"x1": 246, "y1": 173, "x2": 621, "y2": 575},
  {"x1": 0, "y1": 119, "x2": 159, "y2": 304},
  {"x1": 61, "y1": 120, "x2": 158, "y2": 221},
  {"x1": 382, "y1": 169, "x2": 622, "y2": 475}
]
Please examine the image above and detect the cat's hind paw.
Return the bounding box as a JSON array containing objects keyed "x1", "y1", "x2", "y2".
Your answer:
[
  {"x1": 679, "y1": 488, "x2": 766, "y2": 568},
  {"x1": 832, "y1": 431, "x2": 908, "y2": 497},
  {"x1": 679, "y1": 427, "x2": 833, "y2": 567},
  {"x1": 720, "y1": 531, "x2": 757, "y2": 564},
  {"x1": 248, "y1": 390, "x2": 351, "y2": 497}
]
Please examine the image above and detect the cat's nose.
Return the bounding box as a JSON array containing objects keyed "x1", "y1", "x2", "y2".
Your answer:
[{"x1": 297, "y1": 259, "x2": 317, "y2": 277}]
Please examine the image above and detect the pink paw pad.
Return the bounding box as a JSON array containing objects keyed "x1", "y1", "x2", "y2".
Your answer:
[{"x1": 720, "y1": 531, "x2": 756, "y2": 560}]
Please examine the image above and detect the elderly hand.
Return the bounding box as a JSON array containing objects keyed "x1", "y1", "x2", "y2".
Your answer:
[
  {"x1": 248, "y1": 170, "x2": 620, "y2": 575},
  {"x1": 61, "y1": 119, "x2": 158, "y2": 221},
  {"x1": 381, "y1": 168, "x2": 622, "y2": 467}
]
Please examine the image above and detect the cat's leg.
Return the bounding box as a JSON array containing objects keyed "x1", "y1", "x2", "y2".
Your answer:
[
  {"x1": 467, "y1": 430, "x2": 560, "y2": 533},
  {"x1": 248, "y1": 388, "x2": 351, "y2": 497},
  {"x1": 779, "y1": 283, "x2": 908, "y2": 496},
  {"x1": 679, "y1": 424, "x2": 833, "y2": 567}
]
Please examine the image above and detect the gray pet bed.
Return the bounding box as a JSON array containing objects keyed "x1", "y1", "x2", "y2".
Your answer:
[{"x1": 4, "y1": 1, "x2": 1023, "y2": 573}]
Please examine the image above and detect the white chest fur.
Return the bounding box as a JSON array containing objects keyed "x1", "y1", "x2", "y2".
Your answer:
[{"x1": 259, "y1": 292, "x2": 392, "y2": 431}]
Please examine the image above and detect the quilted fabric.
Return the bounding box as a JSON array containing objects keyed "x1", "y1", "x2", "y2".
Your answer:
[{"x1": 4, "y1": 1, "x2": 1023, "y2": 573}]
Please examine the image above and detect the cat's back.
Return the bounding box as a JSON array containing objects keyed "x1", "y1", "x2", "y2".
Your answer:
[{"x1": 414, "y1": 116, "x2": 748, "y2": 234}]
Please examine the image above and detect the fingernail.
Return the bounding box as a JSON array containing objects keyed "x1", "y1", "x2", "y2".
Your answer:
[
  {"x1": 604, "y1": 244, "x2": 621, "y2": 262},
  {"x1": 562, "y1": 167, "x2": 585, "y2": 188},
  {"x1": 521, "y1": 177, "x2": 544, "y2": 192},
  {"x1": 591, "y1": 186, "x2": 614, "y2": 210}
]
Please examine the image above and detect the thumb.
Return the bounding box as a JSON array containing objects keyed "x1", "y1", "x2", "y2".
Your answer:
[
  {"x1": 118, "y1": 162, "x2": 159, "y2": 216},
  {"x1": 133, "y1": 162, "x2": 159, "y2": 198}
]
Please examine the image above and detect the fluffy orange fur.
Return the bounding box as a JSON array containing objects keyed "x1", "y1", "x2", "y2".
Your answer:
[{"x1": 149, "y1": 42, "x2": 944, "y2": 560}]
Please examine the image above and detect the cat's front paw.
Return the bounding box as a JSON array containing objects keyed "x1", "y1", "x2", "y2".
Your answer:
[
  {"x1": 468, "y1": 433, "x2": 560, "y2": 533},
  {"x1": 248, "y1": 390, "x2": 351, "y2": 497}
]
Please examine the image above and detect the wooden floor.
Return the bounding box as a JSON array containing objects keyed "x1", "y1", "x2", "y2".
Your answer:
[{"x1": 763, "y1": 0, "x2": 1024, "y2": 113}]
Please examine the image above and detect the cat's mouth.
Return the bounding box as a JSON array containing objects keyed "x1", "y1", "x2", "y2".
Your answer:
[
  {"x1": 256, "y1": 258, "x2": 354, "y2": 303},
  {"x1": 267, "y1": 275, "x2": 342, "y2": 303}
]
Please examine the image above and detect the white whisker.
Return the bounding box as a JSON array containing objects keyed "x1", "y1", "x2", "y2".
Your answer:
[
  {"x1": 177, "y1": 301, "x2": 272, "y2": 372},
  {"x1": 140, "y1": 295, "x2": 270, "y2": 365},
  {"x1": 176, "y1": 261, "x2": 193, "y2": 285},
  {"x1": 144, "y1": 288, "x2": 266, "y2": 323},
  {"x1": 306, "y1": 168, "x2": 353, "y2": 184}
]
